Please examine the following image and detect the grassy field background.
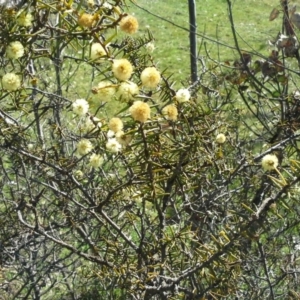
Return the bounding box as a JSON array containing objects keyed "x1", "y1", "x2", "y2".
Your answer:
[{"x1": 128, "y1": 0, "x2": 285, "y2": 85}]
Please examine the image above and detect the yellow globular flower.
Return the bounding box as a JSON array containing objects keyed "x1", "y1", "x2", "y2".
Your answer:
[
  {"x1": 72, "y1": 99, "x2": 89, "y2": 116},
  {"x1": 117, "y1": 81, "x2": 139, "y2": 102},
  {"x1": 17, "y1": 11, "x2": 33, "y2": 27},
  {"x1": 140, "y1": 67, "x2": 161, "y2": 89},
  {"x1": 106, "y1": 138, "x2": 122, "y2": 153},
  {"x1": 2, "y1": 73, "x2": 21, "y2": 91},
  {"x1": 78, "y1": 13, "x2": 95, "y2": 28},
  {"x1": 108, "y1": 117, "x2": 123, "y2": 133},
  {"x1": 175, "y1": 88, "x2": 190, "y2": 103},
  {"x1": 93, "y1": 81, "x2": 116, "y2": 101},
  {"x1": 162, "y1": 104, "x2": 178, "y2": 121},
  {"x1": 6, "y1": 41, "x2": 24, "y2": 59},
  {"x1": 89, "y1": 153, "x2": 104, "y2": 168},
  {"x1": 77, "y1": 139, "x2": 93, "y2": 156},
  {"x1": 115, "y1": 131, "x2": 132, "y2": 147},
  {"x1": 145, "y1": 42, "x2": 155, "y2": 53},
  {"x1": 129, "y1": 101, "x2": 151, "y2": 123},
  {"x1": 216, "y1": 133, "x2": 226, "y2": 144},
  {"x1": 119, "y1": 15, "x2": 138, "y2": 34},
  {"x1": 261, "y1": 154, "x2": 279, "y2": 171},
  {"x1": 87, "y1": 0, "x2": 94, "y2": 6},
  {"x1": 103, "y1": 2, "x2": 112, "y2": 9},
  {"x1": 112, "y1": 59, "x2": 133, "y2": 81},
  {"x1": 90, "y1": 43, "x2": 108, "y2": 61}
]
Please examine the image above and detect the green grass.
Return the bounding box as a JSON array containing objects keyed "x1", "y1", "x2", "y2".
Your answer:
[{"x1": 128, "y1": 0, "x2": 283, "y2": 84}]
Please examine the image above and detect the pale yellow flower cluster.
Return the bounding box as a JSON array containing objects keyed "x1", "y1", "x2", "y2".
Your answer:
[
  {"x1": 108, "y1": 117, "x2": 123, "y2": 133},
  {"x1": 6, "y1": 41, "x2": 24, "y2": 59},
  {"x1": 107, "y1": 129, "x2": 115, "y2": 138},
  {"x1": 140, "y1": 67, "x2": 161, "y2": 89},
  {"x1": 162, "y1": 104, "x2": 178, "y2": 121},
  {"x1": 77, "y1": 139, "x2": 93, "y2": 156},
  {"x1": 216, "y1": 133, "x2": 226, "y2": 144},
  {"x1": 90, "y1": 43, "x2": 107, "y2": 61},
  {"x1": 261, "y1": 154, "x2": 278, "y2": 171},
  {"x1": 89, "y1": 153, "x2": 103, "y2": 168},
  {"x1": 175, "y1": 88, "x2": 191, "y2": 103},
  {"x1": 87, "y1": 0, "x2": 94, "y2": 6},
  {"x1": 103, "y1": 2, "x2": 112, "y2": 9},
  {"x1": 117, "y1": 81, "x2": 139, "y2": 102},
  {"x1": 17, "y1": 11, "x2": 33, "y2": 27},
  {"x1": 75, "y1": 126, "x2": 104, "y2": 166},
  {"x1": 106, "y1": 117, "x2": 131, "y2": 151},
  {"x1": 78, "y1": 13, "x2": 95, "y2": 28},
  {"x1": 145, "y1": 42, "x2": 155, "y2": 53},
  {"x1": 129, "y1": 101, "x2": 151, "y2": 123},
  {"x1": 112, "y1": 59, "x2": 133, "y2": 81},
  {"x1": 106, "y1": 138, "x2": 122, "y2": 153},
  {"x1": 115, "y1": 131, "x2": 132, "y2": 146},
  {"x1": 93, "y1": 81, "x2": 116, "y2": 101},
  {"x1": 158, "y1": 88, "x2": 190, "y2": 122},
  {"x1": 72, "y1": 99, "x2": 89, "y2": 116},
  {"x1": 119, "y1": 15, "x2": 138, "y2": 34},
  {"x1": 2, "y1": 73, "x2": 21, "y2": 91}
]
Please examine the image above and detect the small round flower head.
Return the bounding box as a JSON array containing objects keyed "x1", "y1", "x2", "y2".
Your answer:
[
  {"x1": 89, "y1": 153, "x2": 104, "y2": 168},
  {"x1": 175, "y1": 88, "x2": 191, "y2": 103},
  {"x1": 116, "y1": 131, "x2": 132, "y2": 146},
  {"x1": 107, "y1": 129, "x2": 115, "y2": 138},
  {"x1": 119, "y1": 15, "x2": 138, "y2": 34},
  {"x1": 77, "y1": 139, "x2": 93, "y2": 156},
  {"x1": 129, "y1": 101, "x2": 151, "y2": 123},
  {"x1": 93, "y1": 81, "x2": 116, "y2": 101},
  {"x1": 87, "y1": 0, "x2": 94, "y2": 6},
  {"x1": 78, "y1": 13, "x2": 95, "y2": 28},
  {"x1": 216, "y1": 133, "x2": 226, "y2": 144},
  {"x1": 145, "y1": 42, "x2": 155, "y2": 53},
  {"x1": 117, "y1": 81, "x2": 139, "y2": 102},
  {"x1": 261, "y1": 154, "x2": 279, "y2": 171},
  {"x1": 106, "y1": 138, "x2": 122, "y2": 153},
  {"x1": 2, "y1": 73, "x2": 21, "y2": 91},
  {"x1": 17, "y1": 11, "x2": 33, "y2": 27},
  {"x1": 72, "y1": 99, "x2": 89, "y2": 116},
  {"x1": 112, "y1": 59, "x2": 133, "y2": 81},
  {"x1": 90, "y1": 43, "x2": 107, "y2": 61},
  {"x1": 140, "y1": 67, "x2": 161, "y2": 89},
  {"x1": 162, "y1": 104, "x2": 178, "y2": 121},
  {"x1": 108, "y1": 117, "x2": 123, "y2": 133},
  {"x1": 6, "y1": 41, "x2": 24, "y2": 59},
  {"x1": 103, "y1": 2, "x2": 113, "y2": 9}
]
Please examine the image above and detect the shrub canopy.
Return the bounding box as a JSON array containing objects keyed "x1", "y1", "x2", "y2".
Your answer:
[{"x1": 1, "y1": 0, "x2": 300, "y2": 299}]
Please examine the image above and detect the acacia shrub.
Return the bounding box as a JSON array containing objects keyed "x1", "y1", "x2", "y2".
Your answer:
[{"x1": 0, "y1": 0, "x2": 300, "y2": 299}]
